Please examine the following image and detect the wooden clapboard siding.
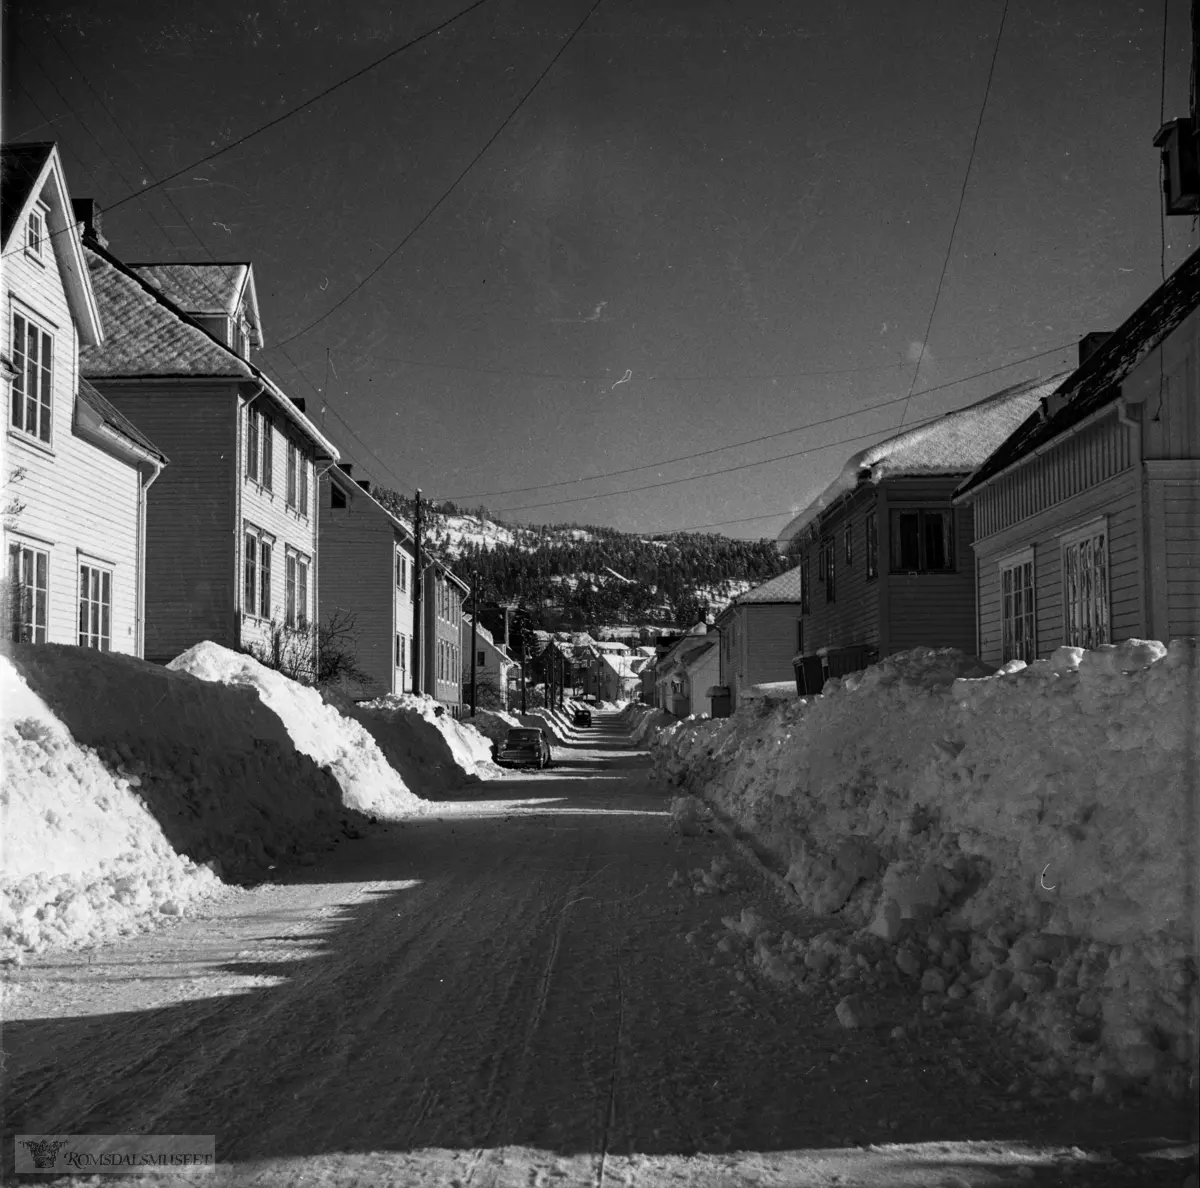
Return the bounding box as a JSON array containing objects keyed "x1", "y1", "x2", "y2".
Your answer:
[
  {"x1": 880, "y1": 476, "x2": 977, "y2": 655},
  {"x1": 318, "y1": 473, "x2": 396, "y2": 695},
  {"x1": 4, "y1": 201, "x2": 150, "y2": 655},
  {"x1": 96, "y1": 383, "x2": 236, "y2": 662},
  {"x1": 745, "y1": 603, "x2": 805, "y2": 685},
  {"x1": 1146, "y1": 460, "x2": 1200, "y2": 640},
  {"x1": 424, "y1": 571, "x2": 465, "y2": 712},
  {"x1": 973, "y1": 410, "x2": 1134, "y2": 539},
  {"x1": 795, "y1": 489, "x2": 882, "y2": 656},
  {"x1": 971, "y1": 470, "x2": 1143, "y2": 663}
]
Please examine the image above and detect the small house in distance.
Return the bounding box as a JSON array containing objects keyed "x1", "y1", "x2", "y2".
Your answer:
[
  {"x1": 776, "y1": 375, "x2": 1062, "y2": 691},
  {"x1": 954, "y1": 246, "x2": 1200, "y2": 663}
]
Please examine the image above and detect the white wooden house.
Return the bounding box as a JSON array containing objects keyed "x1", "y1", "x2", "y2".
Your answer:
[
  {"x1": 75, "y1": 214, "x2": 340, "y2": 665},
  {"x1": 2, "y1": 143, "x2": 166, "y2": 656}
]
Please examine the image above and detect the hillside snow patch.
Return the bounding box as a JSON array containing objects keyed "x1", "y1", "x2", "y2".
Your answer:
[
  {"x1": 169, "y1": 642, "x2": 427, "y2": 819},
  {"x1": 1, "y1": 657, "x2": 224, "y2": 959}
]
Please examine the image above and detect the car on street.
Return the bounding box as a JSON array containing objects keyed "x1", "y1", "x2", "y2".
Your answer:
[
  {"x1": 573, "y1": 708, "x2": 593, "y2": 727},
  {"x1": 495, "y1": 727, "x2": 553, "y2": 769}
]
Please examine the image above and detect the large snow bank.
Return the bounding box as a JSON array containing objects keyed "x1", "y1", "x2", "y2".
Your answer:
[
  {"x1": 169, "y1": 643, "x2": 426, "y2": 819},
  {"x1": 653, "y1": 642, "x2": 1200, "y2": 1097},
  {"x1": 628, "y1": 705, "x2": 675, "y2": 745},
  {"x1": 1, "y1": 655, "x2": 229, "y2": 957},
  {"x1": 468, "y1": 708, "x2": 523, "y2": 747},
  {"x1": 347, "y1": 692, "x2": 502, "y2": 794}
]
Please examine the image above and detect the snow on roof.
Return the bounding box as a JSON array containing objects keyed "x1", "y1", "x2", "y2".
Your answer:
[
  {"x1": 778, "y1": 373, "x2": 1066, "y2": 546},
  {"x1": 957, "y1": 244, "x2": 1200, "y2": 500},
  {"x1": 726, "y1": 564, "x2": 805, "y2": 607},
  {"x1": 129, "y1": 262, "x2": 251, "y2": 318}
]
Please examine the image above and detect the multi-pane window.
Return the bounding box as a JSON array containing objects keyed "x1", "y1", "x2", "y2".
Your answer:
[
  {"x1": 78, "y1": 563, "x2": 112, "y2": 650},
  {"x1": 285, "y1": 551, "x2": 309, "y2": 629},
  {"x1": 1061, "y1": 520, "x2": 1109, "y2": 649},
  {"x1": 261, "y1": 416, "x2": 273, "y2": 490},
  {"x1": 11, "y1": 312, "x2": 53, "y2": 443},
  {"x1": 396, "y1": 552, "x2": 408, "y2": 592},
  {"x1": 246, "y1": 408, "x2": 260, "y2": 481},
  {"x1": 245, "y1": 407, "x2": 272, "y2": 488},
  {"x1": 890, "y1": 509, "x2": 955, "y2": 573},
  {"x1": 243, "y1": 526, "x2": 273, "y2": 618},
  {"x1": 396, "y1": 633, "x2": 407, "y2": 673},
  {"x1": 26, "y1": 204, "x2": 47, "y2": 260},
  {"x1": 820, "y1": 538, "x2": 835, "y2": 602},
  {"x1": 999, "y1": 551, "x2": 1036, "y2": 664},
  {"x1": 286, "y1": 440, "x2": 307, "y2": 512},
  {"x1": 866, "y1": 513, "x2": 878, "y2": 580},
  {"x1": 9, "y1": 542, "x2": 47, "y2": 643}
]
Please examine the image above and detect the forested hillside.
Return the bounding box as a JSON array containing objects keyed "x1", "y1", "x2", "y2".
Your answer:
[{"x1": 373, "y1": 491, "x2": 788, "y2": 628}]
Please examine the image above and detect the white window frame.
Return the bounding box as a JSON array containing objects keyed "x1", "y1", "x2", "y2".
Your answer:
[
  {"x1": 8, "y1": 539, "x2": 49, "y2": 643},
  {"x1": 245, "y1": 406, "x2": 273, "y2": 490},
  {"x1": 285, "y1": 548, "x2": 310, "y2": 630},
  {"x1": 997, "y1": 546, "x2": 1036, "y2": 664},
  {"x1": 1059, "y1": 516, "x2": 1109, "y2": 650},
  {"x1": 78, "y1": 559, "x2": 113, "y2": 651},
  {"x1": 25, "y1": 201, "x2": 48, "y2": 263},
  {"x1": 10, "y1": 308, "x2": 54, "y2": 445},
  {"x1": 396, "y1": 551, "x2": 408, "y2": 592}
]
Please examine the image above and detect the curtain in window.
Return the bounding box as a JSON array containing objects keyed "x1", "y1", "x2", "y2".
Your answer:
[{"x1": 1063, "y1": 529, "x2": 1109, "y2": 648}]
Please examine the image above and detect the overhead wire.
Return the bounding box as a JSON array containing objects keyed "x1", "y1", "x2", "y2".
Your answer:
[
  {"x1": 440, "y1": 341, "x2": 1075, "y2": 503},
  {"x1": 897, "y1": 0, "x2": 1010, "y2": 427},
  {"x1": 268, "y1": 0, "x2": 606, "y2": 349}
]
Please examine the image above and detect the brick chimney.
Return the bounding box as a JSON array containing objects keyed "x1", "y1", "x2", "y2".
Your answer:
[
  {"x1": 356, "y1": 478, "x2": 371, "y2": 493},
  {"x1": 337, "y1": 463, "x2": 352, "y2": 476},
  {"x1": 1078, "y1": 332, "x2": 1113, "y2": 367},
  {"x1": 72, "y1": 198, "x2": 107, "y2": 248}
]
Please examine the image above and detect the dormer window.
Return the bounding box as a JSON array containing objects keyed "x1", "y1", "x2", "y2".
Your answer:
[{"x1": 26, "y1": 203, "x2": 48, "y2": 262}]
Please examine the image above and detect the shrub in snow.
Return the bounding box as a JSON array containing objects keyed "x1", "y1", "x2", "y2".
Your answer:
[
  {"x1": 169, "y1": 642, "x2": 427, "y2": 819},
  {"x1": 1, "y1": 656, "x2": 223, "y2": 958},
  {"x1": 654, "y1": 642, "x2": 1200, "y2": 1096}
]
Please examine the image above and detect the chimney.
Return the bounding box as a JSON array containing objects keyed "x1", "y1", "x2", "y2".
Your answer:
[
  {"x1": 291, "y1": 397, "x2": 306, "y2": 413},
  {"x1": 72, "y1": 198, "x2": 107, "y2": 248},
  {"x1": 356, "y1": 479, "x2": 371, "y2": 493},
  {"x1": 1078, "y1": 332, "x2": 1113, "y2": 367},
  {"x1": 337, "y1": 463, "x2": 352, "y2": 476}
]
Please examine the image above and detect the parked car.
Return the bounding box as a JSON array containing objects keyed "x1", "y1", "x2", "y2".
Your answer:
[
  {"x1": 573, "y1": 708, "x2": 593, "y2": 727},
  {"x1": 495, "y1": 727, "x2": 552, "y2": 769}
]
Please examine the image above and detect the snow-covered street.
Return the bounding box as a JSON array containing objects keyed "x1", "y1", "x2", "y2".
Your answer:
[{"x1": 2, "y1": 716, "x2": 1194, "y2": 1187}]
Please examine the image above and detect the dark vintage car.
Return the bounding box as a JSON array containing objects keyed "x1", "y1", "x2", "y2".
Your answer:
[
  {"x1": 495, "y1": 727, "x2": 552, "y2": 769},
  {"x1": 572, "y1": 708, "x2": 593, "y2": 727}
]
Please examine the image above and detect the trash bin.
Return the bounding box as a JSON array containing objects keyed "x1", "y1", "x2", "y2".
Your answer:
[
  {"x1": 706, "y1": 685, "x2": 732, "y2": 718},
  {"x1": 792, "y1": 654, "x2": 826, "y2": 696}
]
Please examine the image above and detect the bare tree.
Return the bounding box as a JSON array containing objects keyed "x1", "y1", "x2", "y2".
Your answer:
[{"x1": 242, "y1": 608, "x2": 375, "y2": 691}]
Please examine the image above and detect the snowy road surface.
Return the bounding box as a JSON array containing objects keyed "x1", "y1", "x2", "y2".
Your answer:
[{"x1": 3, "y1": 714, "x2": 1193, "y2": 1187}]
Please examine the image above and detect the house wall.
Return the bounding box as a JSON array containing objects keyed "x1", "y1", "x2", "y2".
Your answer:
[
  {"x1": 1151, "y1": 461, "x2": 1200, "y2": 639},
  {"x1": 4, "y1": 247, "x2": 150, "y2": 658},
  {"x1": 972, "y1": 469, "x2": 1143, "y2": 664},
  {"x1": 237, "y1": 391, "x2": 320, "y2": 657},
  {"x1": 90, "y1": 383, "x2": 236, "y2": 662},
  {"x1": 1135, "y1": 305, "x2": 1200, "y2": 461},
  {"x1": 746, "y1": 604, "x2": 805, "y2": 686},
  {"x1": 394, "y1": 537, "x2": 414, "y2": 695},
  {"x1": 318, "y1": 475, "x2": 395, "y2": 695},
  {"x1": 793, "y1": 489, "x2": 882, "y2": 656},
  {"x1": 683, "y1": 644, "x2": 720, "y2": 717},
  {"x1": 424, "y1": 570, "x2": 464, "y2": 714}
]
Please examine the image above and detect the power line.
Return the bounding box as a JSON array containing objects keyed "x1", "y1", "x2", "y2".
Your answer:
[
  {"x1": 493, "y1": 410, "x2": 954, "y2": 516},
  {"x1": 271, "y1": 0, "x2": 606, "y2": 348},
  {"x1": 98, "y1": 0, "x2": 496, "y2": 214},
  {"x1": 898, "y1": 0, "x2": 1009, "y2": 427},
  {"x1": 443, "y1": 342, "x2": 1074, "y2": 502}
]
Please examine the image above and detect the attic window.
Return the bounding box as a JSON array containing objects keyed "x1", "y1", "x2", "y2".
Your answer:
[{"x1": 26, "y1": 203, "x2": 48, "y2": 262}]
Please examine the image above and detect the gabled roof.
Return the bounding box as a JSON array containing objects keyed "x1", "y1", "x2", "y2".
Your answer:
[
  {"x1": 956, "y1": 245, "x2": 1200, "y2": 500},
  {"x1": 76, "y1": 378, "x2": 167, "y2": 462},
  {"x1": 715, "y1": 564, "x2": 805, "y2": 616},
  {"x1": 778, "y1": 373, "x2": 1065, "y2": 546},
  {"x1": 129, "y1": 262, "x2": 262, "y2": 345},
  {"x1": 80, "y1": 240, "x2": 338, "y2": 458},
  {"x1": 1, "y1": 142, "x2": 103, "y2": 345}
]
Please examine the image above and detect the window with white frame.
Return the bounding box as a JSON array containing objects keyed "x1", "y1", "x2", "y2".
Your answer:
[
  {"x1": 261, "y1": 415, "x2": 273, "y2": 490},
  {"x1": 396, "y1": 632, "x2": 407, "y2": 673},
  {"x1": 245, "y1": 406, "x2": 272, "y2": 488},
  {"x1": 243, "y1": 525, "x2": 274, "y2": 619},
  {"x1": 9, "y1": 541, "x2": 48, "y2": 643},
  {"x1": 246, "y1": 406, "x2": 259, "y2": 482},
  {"x1": 999, "y1": 548, "x2": 1036, "y2": 664},
  {"x1": 285, "y1": 550, "x2": 310, "y2": 629},
  {"x1": 11, "y1": 311, "x2": 53, "y2": 443},
  {"x1": 26, "y1": 203, "x2": 47, "y2": 261},
  {"x1": 1060, "y1": 519, "x2": 1109, "y2": 649},
  {"x1": 396, "y1": 551, "x2": 407, "y2": 592},
  {"x1": 286, "y1": 440, "x2": 308, "y2": 513},
  {"x1": 78, "y1": 562, "x2": 112, "y2": 650}
]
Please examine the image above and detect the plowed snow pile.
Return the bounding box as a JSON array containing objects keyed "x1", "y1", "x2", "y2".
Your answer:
[
  {"x1": 1, "y1": 656, "x2": 223, "y2": 958},
  {"x1": 169, "y1": 642, "x2": 427, "y2": 818},
  {"x1": 468, "y1": 708, "x2": 522, "y2": 747},
  {"x1": 345, "y1": 692, "x2": 502, "y2": 796},
  {"x1": 654, "y1": 641, "x2": 1199, "y2": 1098}
]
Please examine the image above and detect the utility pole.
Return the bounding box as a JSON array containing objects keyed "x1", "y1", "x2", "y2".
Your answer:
[
  {"x1": 520, "y1": 627, "x2": 527, "y2": 714},
  {"x1": 469, "y1": 569, "x2": 478, "y2": 717},
  {"x1": 412, "y1": 490, "x2": 422, "y2": 696}
]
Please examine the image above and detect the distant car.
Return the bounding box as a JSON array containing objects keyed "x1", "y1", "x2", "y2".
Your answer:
[
  {"x1": 573, "y1": 708, "x2": 593, "y2": 727},
  {"x1": 495, "y1": 727, "x2": 552, "y2": 769}
]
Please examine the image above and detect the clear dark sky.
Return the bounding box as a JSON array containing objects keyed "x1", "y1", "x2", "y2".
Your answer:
[{"x1": 5, "y1": 0, "x2": 1196, "y2": 537}]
